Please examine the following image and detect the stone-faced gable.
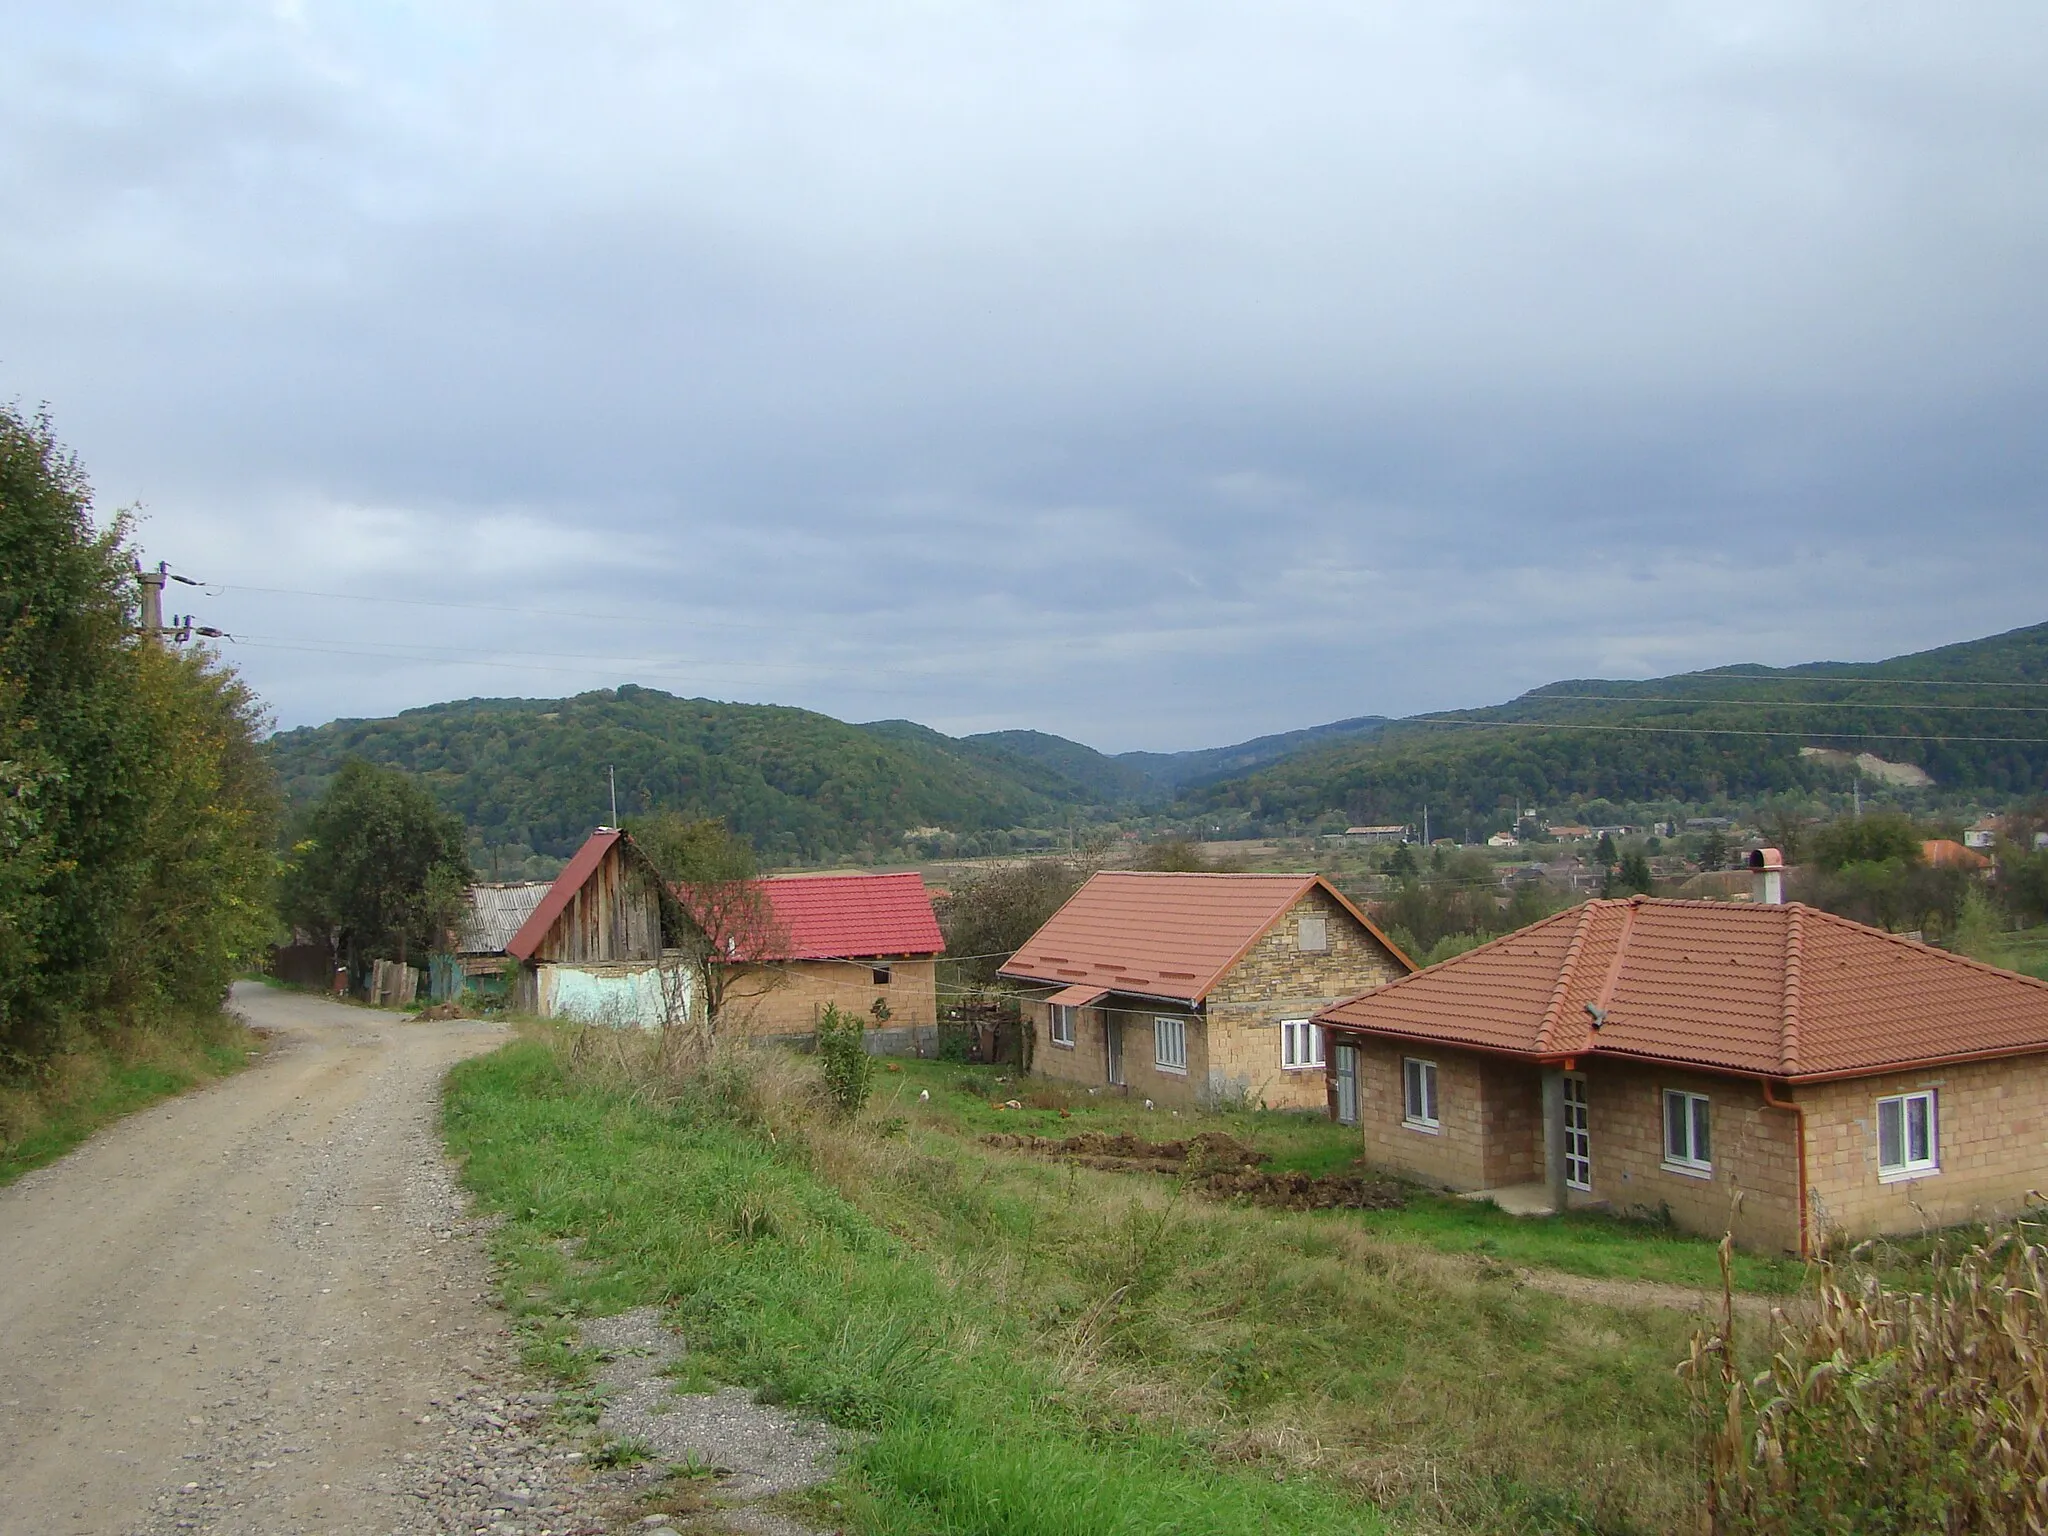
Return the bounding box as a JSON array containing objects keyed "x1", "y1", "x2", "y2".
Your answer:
[{"x1": 1207, "y1": 886, "x2": 1406, "y2": 1006}]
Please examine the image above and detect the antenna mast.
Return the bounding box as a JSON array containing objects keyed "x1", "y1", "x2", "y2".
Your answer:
[{"x1": 608, "y1": 765, "x2": 618, "y2": 828}]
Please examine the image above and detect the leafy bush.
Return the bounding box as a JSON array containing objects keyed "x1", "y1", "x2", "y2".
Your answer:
[{"x1": 815, "y1": 1003, "x2": 874, "y2": 1117}]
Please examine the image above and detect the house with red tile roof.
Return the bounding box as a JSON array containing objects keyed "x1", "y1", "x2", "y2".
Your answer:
[
  {"x1": 999, "y1": 871, "x2": 1413, "y2": 1110},
  {"x1": 711, "y1": 872, "x2": 945, "y2": 1047},
  {"x1": 1314, "y1": 880, "x2": 2048, "y2": 1253},
  {"x1": 500, "y1": 833, "x2": 944, "y2": 1044}
]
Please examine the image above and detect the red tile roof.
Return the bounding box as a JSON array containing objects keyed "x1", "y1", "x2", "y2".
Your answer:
[
  {"x1": 750, "y1": 872, "x2": 942, "y2": 961},
  {"x1": 998, "y1": 870, "x2": 1410, "y2": 1004},
  {"x1": 1316, "y1": 897, "x2": 2048, "y2": 1081},
  {"x1": 505, "y1": 829, "x2": 622, "y2": 961}
]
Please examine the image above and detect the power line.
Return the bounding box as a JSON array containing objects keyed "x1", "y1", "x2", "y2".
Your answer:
[{"x1": 212, "y1": 582, "x2": 783, "y2": 632}]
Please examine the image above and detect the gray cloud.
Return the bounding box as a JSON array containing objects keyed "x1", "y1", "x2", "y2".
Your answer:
[{"x1": 4, "y1": 2, "x2": 2044, "y2": 747}]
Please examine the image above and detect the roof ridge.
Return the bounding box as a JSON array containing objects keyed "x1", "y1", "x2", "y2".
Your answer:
[
  {"x1": 1192, "y1": 873, "x2": 1323, "y2": 999},
  {"x1": 1779, "y1": 904, "x2": 1805, "y2": 1076},
  {"x1": 1589, "y1": 896, "x2": 1643, "y2": 1016},
  {"x1": 1533, "y1": 901, "x2": 1600, "y2": 1055},
  {"x1": 1325, "y1": 901, "x2": 1595, "y2": 1003},
  {"x1": 1097, "y1": 869, "x2": 1318, "y2": 879}
]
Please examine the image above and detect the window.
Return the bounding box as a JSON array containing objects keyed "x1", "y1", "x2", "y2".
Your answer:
[
  {"x1": 1877, "y1": 1090, "x2": 1938, "y2": 1181},
  {"x1": 1663, "y1": 1090, "x2": 1712, "y2": 1176},
  {"x1": 1048, "y1": 1004, "x2": 1076, "y2": 1048},
  {"x1": 871, "y1": 964, "x2": 892, "y2": 986},
  {"x1": 1297, "y1": 915, "x2": 1328, "y2": 952},
  {"x1": 1280, "y1": 1018, "x2": 1324, "y2": 1071},
  {"x1": 1402, "y1": 1057, "x2": 1439, "y2": 1131},
  {"x1": 1153, "y1": 1016, "x2": 1188, "y2": 1074},
  {"x1": 1563, "y1": 1073, "x2": 1591, "y2": 1191}
]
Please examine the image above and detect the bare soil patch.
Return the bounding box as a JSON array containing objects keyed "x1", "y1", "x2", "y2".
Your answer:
[{"x1": 981, "y1": 1130, "x2": 1405, "y2": 1211}]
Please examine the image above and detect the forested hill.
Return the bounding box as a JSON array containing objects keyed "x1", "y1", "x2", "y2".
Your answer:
[
  {"x1": 266, "y1": 687, "x2": 1146, "y2": 868},
  {"x1": 1190, "y1": 620, "x2": 2048, "y2": 830}
]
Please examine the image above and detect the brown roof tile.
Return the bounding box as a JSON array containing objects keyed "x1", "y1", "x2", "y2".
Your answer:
[
  {"x1": 998, "y1": 870, "x2": 1408, "y2": 1003},
  {"x1": 1316, "y1": 897, "x2": 2048, "y2": 1081}
]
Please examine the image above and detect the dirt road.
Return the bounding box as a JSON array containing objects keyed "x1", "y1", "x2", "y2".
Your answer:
[{"x1": 0, "y1": 984, "x2": 602, "y2": 1536}]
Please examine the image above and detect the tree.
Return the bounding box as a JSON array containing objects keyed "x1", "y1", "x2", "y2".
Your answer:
[
  {"x1": 1, "y1": 405, "x2": 279, "y2": 1065},
  {"x1": 1133, "y1": 836, "x2": 1211, "y2": 872},
  {"x1": 1594, "y1": 832, "x2": 1618, "y2": 875},
  {"x1": 1810, "y1": 813, "x2": 1923, "y2": 873},
  {"x1": 1698, "y1": 829, "x2": 1731, "y2": 872},
  {"x1": 937, "y1": 859, "x2": 1086, "y2": 986},
  {"x1": 1607, "y1": 853, "x2": 1654, "y2": 897},
  {"x1": 630, "y1": 813, "x2": 787, "y2": 1044},
  {"x1": 1384, "y1": 843, "x2": 1420, "y2": 878},
  {"x1": 279, "y1": 759, "x2": 472, "y2": 976}
]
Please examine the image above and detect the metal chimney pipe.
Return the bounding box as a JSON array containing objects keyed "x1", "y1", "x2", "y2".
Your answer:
[{"x1": 1748, "y1": 847, "x2": 1786, "y2": 904}]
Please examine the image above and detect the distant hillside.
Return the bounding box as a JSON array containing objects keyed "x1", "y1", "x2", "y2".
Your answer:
[
  {"x1": 1115, "y1": 715, "x2": 1391, "y2": 789},
  {"x1": 961, "y1": 729, "x2": 1166, "y2": 805},
  {"x1": 1192, "y1": 620, "x2": 2048, "y2": 829},
  {"x1": 268, "y1": 687, "x2": 1099, "y2": 868}
]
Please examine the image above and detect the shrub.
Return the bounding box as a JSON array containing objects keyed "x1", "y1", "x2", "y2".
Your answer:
[
  {"x1": 815, "y1": 1003, "x2": 875, "y2": 1118},
  {"x1": 1688, "y1": 1223, "x2": 2048, "y2": 1532}
]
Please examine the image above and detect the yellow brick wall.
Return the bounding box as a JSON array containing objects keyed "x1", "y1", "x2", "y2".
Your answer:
[
  {"x1": 1801, "y1": 1053, "x2": 2048, "y2": 1242},
  {"x1": 1027, "y1": 999, "x2": 1211, "y2": 1106},
  {"x1": 1577, "y1": 1062, "x2": 1802, "y2": 1254},
  {"x1": 1352, "y1": 1039, "x2": 1494, "y2": 1188},
  {"x1": 1206, "y1": 887, "x2": 1409, "y2": 1110},
  {"x1": 720, "y1": 957, "x2": 938, "y2": 1043}
]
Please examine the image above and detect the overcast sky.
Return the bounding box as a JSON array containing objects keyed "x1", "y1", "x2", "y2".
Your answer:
[{"x1": 5, "y1": 3, "x2": 2045, "y2": 750}]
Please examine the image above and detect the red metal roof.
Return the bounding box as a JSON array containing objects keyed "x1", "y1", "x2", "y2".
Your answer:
[
  {"x1": 504, "y1": 829, "x2": 621, "y2": 962},
  {"x1": 998, "y1": 870, "x2": 1410, "y2": 1003},
  {"x1": 1316, "y1": 897, "x2": 2048, "y2": 1081},
  {"x1": 750, "y1": 872, "x2": 943, "y2": 961}
]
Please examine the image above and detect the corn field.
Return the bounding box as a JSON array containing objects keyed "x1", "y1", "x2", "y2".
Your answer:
[{"x1": 1687, "y1": 1222, "x2": 2048, "y2": 1534}]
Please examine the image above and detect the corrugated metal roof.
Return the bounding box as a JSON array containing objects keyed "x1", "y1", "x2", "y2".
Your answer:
[
  {"x1": 459, "y1": 882, "x2": 553, "y2": 955},
  {"x1": 748, "y1": 872, "x2": 943, "y2": 960},
  {"x1": 999, "y1": 870, "x2": 1409, "y2": 1004},
  {"x1": 1316, "y1": 897, "x2": 2048, "y2": 1080}
]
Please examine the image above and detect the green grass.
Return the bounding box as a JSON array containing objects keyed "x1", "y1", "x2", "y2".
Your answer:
[
  {"x1": 446, "y1": 1037, "x2": 1720, "y2": 1533},
  {"x1": 0, "y1": 1018, "x2": 260, "y2": 1186},
  {"x1": 877, "y1": 1058, "x2": 1805, "y2": 1294}
]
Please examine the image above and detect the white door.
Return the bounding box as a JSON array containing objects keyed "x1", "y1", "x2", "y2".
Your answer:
[
  {"x1": 1105, "y1": 1016, "x2": 1124, "y2": 1085},
  {"x1": 1563, "y1": 1072, "x2": 1591, "y2": 1191},
  {"x1": 1334, "y1": 1044, "x2": 1359, "y2": 1125}
]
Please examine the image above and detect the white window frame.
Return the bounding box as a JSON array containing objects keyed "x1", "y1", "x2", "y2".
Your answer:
[
  {"x1": 1563, "y1": 1072, "x2": 1591, "y2": 1192},
  {"x1": 1296, "y1": 915, "x2": 1328, "y2": 953},
  {"x1": 1048, "y1": 1003, "x2": 1076, "y2": 1048},
  {"x1": 1280, "y1": 1018, "x2": 1324, "y2": 1071},
  {"x1": 1877, "y1": 1090, "x2": 1939, "y2": 1182},
  {"x1": 1662, "y1": 1090, "x2": 1713, "y2": 1178},
  {"x1": 1402, "y1": 1057, "x2": 1440, "y2": 1132},
  {"x1": 1153, "y1": 1016, "x2": 1188, "y2": 1075}
]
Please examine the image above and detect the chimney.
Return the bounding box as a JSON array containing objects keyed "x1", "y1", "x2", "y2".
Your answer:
[{"x1": 1748, "y1": 847, "x2": 1785, "y2": 905}]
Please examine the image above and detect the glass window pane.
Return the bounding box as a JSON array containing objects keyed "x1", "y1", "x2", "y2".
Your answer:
[
  {"x1": 1906, "y1": 1096, "x2": 1930, "y2": 1163},
  {"x1": 1665, "y1": 1093, "x2": 1687, "y2": 1159},
  {"x1": 1878, "y1": 1098, "x2": 1903, "y2": 1168},
  {"x1": 1423, "y1": 1064, "x2": 1438, "y2": 1122},
  {"x1": 1692, "y1": 1099, "x2": 1711, "y2": 1164}
]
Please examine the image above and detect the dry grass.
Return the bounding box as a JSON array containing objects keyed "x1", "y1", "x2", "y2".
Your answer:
[{"x1": 1689, "y1": 1222, "x2": 2048, "y2": 1534}]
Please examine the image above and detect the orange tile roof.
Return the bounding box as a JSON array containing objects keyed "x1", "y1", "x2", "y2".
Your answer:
[
  {"x1": 1316, "y1": 897, "x2": 2048, "y2": 1081},
  {"x1": 998, "y1": 870, "x2": 1409, "y2": 1003},
  {"x1": 1923, "y1": 838, "x2": 1992, "y2": 870}
]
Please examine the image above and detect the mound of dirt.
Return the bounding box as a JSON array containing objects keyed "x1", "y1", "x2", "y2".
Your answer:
[
  {"x1": 980, "y1": 1129, "x2": 1267, "y2": 1174},
  {"x1": 979, "y1": 1128, "x2": 1405, "y2": 1211}
]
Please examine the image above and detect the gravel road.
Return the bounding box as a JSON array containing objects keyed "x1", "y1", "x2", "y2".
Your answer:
[{"x1": 0, "y1": 983, "x2": 617, "y2": 1536}]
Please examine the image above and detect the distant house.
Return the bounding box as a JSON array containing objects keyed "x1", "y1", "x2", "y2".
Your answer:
[
  {"x1": 1547, "y1": 824, "x2": 1593, "y2": 841},
  {"x1": 1315, "y1": 872, "x2": 2048, "y2": 1254},
  {"x1": 1923, "y1": 839, "x2": 1993, "y2": 872},
  {"x1": 1486, "y1": 831, "x2": 1520, "y2": 849},
  {"x1": 1965, "y1": 817, "x2": 2002, "y2": 851},
  {"x1": 1000, "y1": 872, "x2": 1412, "y2": 1110},
  {"x1": 1343, "y1": 825, "x2": 1409, "y2": 844},
  {"x1": 431, "y1": 880, "x2": 554, "y2": 1001},
  {"x1": 708, "y1": 872, "x2": 944, "y2": 1049}
]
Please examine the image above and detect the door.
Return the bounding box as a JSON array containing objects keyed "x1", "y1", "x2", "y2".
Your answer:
[
  {"x1": 1105, "y1": 1015, "x2": 1124, "y2": 1086},
  {"x1": 1563, "y1": 1072, "x2": 1591, "y2": 1191},
  {"x1": 1333, "y1": 1044, "x2": 1359, "y2": 1125}
]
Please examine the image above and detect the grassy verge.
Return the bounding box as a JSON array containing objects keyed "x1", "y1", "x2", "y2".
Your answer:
[
  {"x1": 882, "y1": 1059, "x2": 1805, "y2": 1294},
  {"x1": 446, "y1": 1034, "x2": 1727, "y2": 1533},
  {"x1": 0, "y1": 1009, "x2": 263, "y2": 1185}
]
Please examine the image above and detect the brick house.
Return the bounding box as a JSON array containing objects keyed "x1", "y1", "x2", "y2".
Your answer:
[
  {"x1": 714, "y1": 872, "x2": 944, "y2": 1051},
  {"x1": 1000, "y1": 871, "x2": 1413, "y2": 1109},
  {"x1": 1314, "y1": 883, "x2": 2048, "y2": 1254}
]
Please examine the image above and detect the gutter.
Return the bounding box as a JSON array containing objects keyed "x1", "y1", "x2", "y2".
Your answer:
[{"x1": 1759, "y1": 1078, "x2": 1809, "y2": 1261}]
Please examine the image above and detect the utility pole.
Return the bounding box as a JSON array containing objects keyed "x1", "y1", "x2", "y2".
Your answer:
[
  {"x1": 1422, "y1": 803, "x2": 1430, "y2": 846},
  {"x1": 607, "y1": 765, "x2": 619, "y2": 829}
]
